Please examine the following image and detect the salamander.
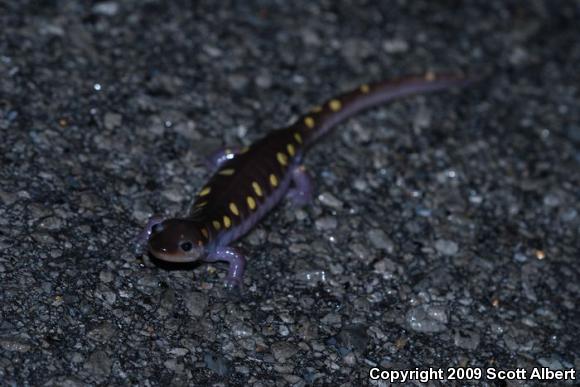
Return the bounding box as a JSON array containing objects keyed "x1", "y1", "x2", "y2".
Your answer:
[{"x1": 135, "y1": 73, "x2": 472, "y2": 289}]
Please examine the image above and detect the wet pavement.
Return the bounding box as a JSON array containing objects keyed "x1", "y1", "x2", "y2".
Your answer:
[{"x1": 1, "y1": 1, "x2": 579, "y2": 385}]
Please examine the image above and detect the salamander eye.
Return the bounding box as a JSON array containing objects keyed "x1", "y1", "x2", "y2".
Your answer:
[
  {"x1": 152, "y1": 223, "x2": 163, "y2": 233},
  {"x1": 180, "y1": 241, "x2": 193, "y2": 252}
]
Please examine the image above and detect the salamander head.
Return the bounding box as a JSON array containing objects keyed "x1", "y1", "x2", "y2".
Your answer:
[{"x1": 148, "y1": 218, "x2": 205, "y2": 263}]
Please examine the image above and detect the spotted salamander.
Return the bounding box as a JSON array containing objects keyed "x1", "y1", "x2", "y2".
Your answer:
[{"x1": 136, "y1": 73, "x2": 472, "y2": 289}]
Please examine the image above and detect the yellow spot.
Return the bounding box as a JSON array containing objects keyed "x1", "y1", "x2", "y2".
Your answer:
[
  {"x1": 229, "y1": 202, "x2": 240, "y2": 216},
  {"x1": 252, "y1": 181, "x2": 263, "y2": 197},
  {"x1": 218, "y1": 168, "x2": 235, "y2": 176},
  {"x1": 304, "y1": 116, "x2": 315, "y2": 129},
  {"x1": 287, "y1": 143, "x2": 295, "y2": 157},
  {"x1": 312, "y1": 106, "x2": 322, "y2": 113},
  {"x1": 294, "y1": 132, "x2": 303, "y2": 144},
  {"x1": 329, "y1": 99, "x2": 342, "y2": 111},
  {"x1": 269, "y1": 174, "x2": 278, "y2": 187},
  {"x1": 212, "y1": 220, "x2": 221, "y2": 230},
  {"x1": 276, "y1": 152, "x2": 288, "y2": 166},
  {"x1": 197, "y1": 240, "x2": 204, "y2": 247},
  {"x1": 223, "y1": 215, "x2": 232, "y2": 228},
  {"x1": 195, "y1": 201, "x2": 208, "y2": 208},
  {"x1": 240, "y1": 146, "x2": 250, "y2": 154},
  {"x1": 360, "y1": 84, "x2": 370, "y2": 93},
  {"x1": 246, "y1": 196, "x2": 256, "y2": 210},
  {"x1": 201, "y1": 227, "x2": 209, "y2": 239},
  {"x1": 199, "y1": 187, "x2": 211, "y2": 197}
]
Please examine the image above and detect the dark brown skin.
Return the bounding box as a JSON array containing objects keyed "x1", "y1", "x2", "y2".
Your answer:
[
  {"x1": 147, "y1": 219, "x2": 205, "y2": 262},
  {"x1": 136, "y1": 73, "x2": 473, "y2": 288}
]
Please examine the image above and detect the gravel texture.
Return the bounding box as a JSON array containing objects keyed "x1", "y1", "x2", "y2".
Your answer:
[{"x1": 1, "y1": 1, "x2": 579, "y2": 386}]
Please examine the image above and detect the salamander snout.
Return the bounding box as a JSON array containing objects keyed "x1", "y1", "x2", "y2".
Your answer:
[{"x1": 148, "y1": 218, "x2": 205, "y2": 263}]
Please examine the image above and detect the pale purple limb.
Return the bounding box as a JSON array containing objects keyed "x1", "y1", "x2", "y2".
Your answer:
[
  {"x1": 205, "y1": 247, "x2": 246, "y2": 289},
  {"x1": 206, "y1": 146, "x2": 244, "y2": 170},
  {"x1": 133, "y1": 215, "x2": 165, "y2": 254},
  {"x1": 286, "y1": 165, "x2": 314, "y2": 206}
]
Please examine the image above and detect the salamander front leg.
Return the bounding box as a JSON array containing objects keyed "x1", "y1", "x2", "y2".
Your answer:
[
  {"x1": 206, "y1": 146, "x2": 245, "y2": 170},
  {"x1": 134, "y1": 215, "x2": 165, "y2": 255},
  {"x1": 205, "y1": 247, "x2": 247, "y2": 289},
  {"x1": 286, "y1": 165, "x2": 314, "y2": 207}
]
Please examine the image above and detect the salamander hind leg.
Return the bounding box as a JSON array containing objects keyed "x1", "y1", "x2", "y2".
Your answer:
[
  {"x1": 205, "y1": 247, "x2": 247, "y2": 290},
  {"x1": 286, "y1": 165, "x2": 314, "y2": 207}
]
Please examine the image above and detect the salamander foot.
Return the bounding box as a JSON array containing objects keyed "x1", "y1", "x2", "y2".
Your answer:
[
  {"x1": 134, "y1": 215, "x2": 165, "y2": 255},
  {"x1": 205, "y1": 247, "x2": 247, "y2": 290}
]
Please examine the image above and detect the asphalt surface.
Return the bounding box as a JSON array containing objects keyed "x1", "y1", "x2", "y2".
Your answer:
[{"x1": 1, "y1": 1, "x2": 579, "y2": 386}]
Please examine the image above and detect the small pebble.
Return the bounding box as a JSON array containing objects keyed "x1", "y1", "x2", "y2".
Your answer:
[
  {"x1": 0, "y1": 337, "x2": 31, "y2": 353},
  {"x1": 83, "y1": 350, "x2": 112, "y2": 378},
  {"x1": 368, "y1": 229, "x2": 394, "y2": 252},
  {"x1": 204, "y1": 353, "x2": 230, "y2": 376},
  {"x1": 271, "y1": 342, "x2": 299, "y2": 362},
  {"x1": 103, "y1": 112, "x2": 122, "y2": 130},
  {"x1": 454, "y1": 330, "x2": 480, "y2": 350},
  {"x1": 294, "y1": 270, "x2": 327, "y2": 285},
  {"x1": 92, "y1": 2, "x2": 119, "y2": 16},
  {"x1": 231, "y1": 322, "x2": 254, "y2": 339},
  {"x1": 183, "y1": 291, "x2": 209, "y2": 318},
  {"x1": 434, "y1": 239, "x2": 459, "y2": 256},
  {"x1": 315, "y1": 216, "x2": 337, "y2": 230},
  {"x1": 543, "y1": 193, "x2": 561, "y2": 207},
  {"x1": 406, "y1": 304, "x2": 448, "y2": 333},
  {"x1": 317, "y1": 192, "x2": 343, "y2": 209}
]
